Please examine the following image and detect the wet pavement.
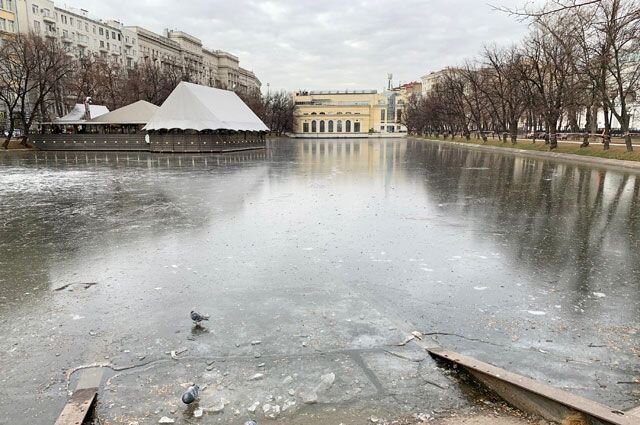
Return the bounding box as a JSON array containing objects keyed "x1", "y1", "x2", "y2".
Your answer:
[{"x1": 0, "y1": 139, "x2": 638, "y2": 424}]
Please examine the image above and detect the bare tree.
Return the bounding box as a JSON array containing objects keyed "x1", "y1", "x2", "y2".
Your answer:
[
  {"x1": 520, "y1": 18, "x2": 577, "y2": 149},
  {"x1": 0, "y1": 33, "x2": 73, "y2": 148}
]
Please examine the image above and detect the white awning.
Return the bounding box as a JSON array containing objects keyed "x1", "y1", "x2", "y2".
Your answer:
[
  {"x1": 144, "y1": 82, "x2": 269, "y2": 132},
  {"x1": 55, "y1": 104, "x2": 109, "y2": 123},
  {"x1": 89, "y1": 100, "x2": 159, "y2": 125}
]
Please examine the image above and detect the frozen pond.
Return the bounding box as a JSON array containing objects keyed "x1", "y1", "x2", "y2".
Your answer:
[{"x1": 0, "y1": 139, "x2": 638, "y2": 424}]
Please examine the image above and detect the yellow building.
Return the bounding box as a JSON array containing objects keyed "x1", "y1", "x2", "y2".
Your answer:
[
  {"x1": 293, "y1": 89, "x2": 407, "y2": 137},
  {"x1": 0, "y1": 0, "x2": 17, "y2": 34}
]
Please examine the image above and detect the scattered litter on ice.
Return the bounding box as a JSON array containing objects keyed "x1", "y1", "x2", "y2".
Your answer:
[
  {"x1": 473, "y1": 286, "x2": 488, "y2": 291},
  {"x1": 593, "y1": 292, "x2": 606, "y2": 298},
  {"x1": 71, "y1": 314, "x2": 84, "y2": 320}
]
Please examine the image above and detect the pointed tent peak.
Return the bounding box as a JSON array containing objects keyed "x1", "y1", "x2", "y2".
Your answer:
[
  {"x1": 144, "y1": 82, "x2": 269, "y2": 132},
  {"x1": 89, "y1": 100, "x2": 159, "y2": 125},
  {"x1": 56, "y1": 104, "x2": 110, "y2": 123}
]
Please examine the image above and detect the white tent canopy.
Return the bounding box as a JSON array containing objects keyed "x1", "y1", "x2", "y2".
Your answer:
[
  {"x1": 55, "y1": 104, "x2": 109, "y2": 123},
  {"x1": 144, "y1": 82, "x2": 269, "y2": 132},
  {"x1": 89, "y1": 100, "x2": 159, "y2": 125}
]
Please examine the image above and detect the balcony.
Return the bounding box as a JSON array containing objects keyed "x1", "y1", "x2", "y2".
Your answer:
[
  {"x1": 44, "y1": 29, "x2": 57, "y2": 39},
  {"x1": 61, "y1": 35, "x2": 72, "y2": 44},
  {"x1": 76, "y1": 36, "x2": 89, "y2": 47},
  {"x1": 125, "y1": 40, "x2": 133, "y2": 47},
  {"x1": 42, "y1": 14, "x2": 56, "y2": 24}
]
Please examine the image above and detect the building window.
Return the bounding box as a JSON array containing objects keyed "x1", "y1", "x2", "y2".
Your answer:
[
  {"x1": 0, "y1": 19, "x2": 5, "y2": 32},
  {"x1": 337, "y1": 120, "x2": 342, "y2": 133},
  {"x1": 397, "y1": 110, "x2": 402, "y2": 122},
  {"x1": 303, "y1": 122, "x2": 309, "y2": 133},
  {"x1": 99, "y1": 27, "x2": 103, "y2": 36},
  {"x1": 346, "y1": 120, "x2": 351, "y2": 132},
  {"x1": 69, "y1": 17, "x2": 73, "y2": 26},
  {"x1": 354, "y1": 122, "x2": 361, "y2": 132},
  {"x1": 328, "y1": 121, "x2": 334, "y2": 132},
  {"x1": 34, "y1": 20, "x2": 41, "y2": 32},
  {"x1": 381, "y1": 110, "x2": 386, "y2": 121},
  {"x1": 311, "y1": 120, "x2": 317, "y2": 132},
  {"x1": 112, "y1": 31, "x2": 116, "y2": 39},
  {"x1": 32, "y1": 4, "x2": 38, "y2": 14},
  {"x1": 320, "y1": 121, "x2": 325, "y2": 133},
  {"x1": 100, "y1": 40, "x2": 104, "y2": 48},
  {"x1": 117, "y1": 34, "x2": 121, "y2": 41}
]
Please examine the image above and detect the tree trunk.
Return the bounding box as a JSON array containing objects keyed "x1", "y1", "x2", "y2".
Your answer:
[
  {"x1": 624, "y1": 133, "x2": 633, "y2": 152},
  {"x1": 549, "y1": 132, "x2": 558, "y2": 150},
  {"x1": 603, "y1": 102, "x2": 611, "y2": 151},
  {"x1": 580, "y1": 132, "x2": 590, "y2": 148}
]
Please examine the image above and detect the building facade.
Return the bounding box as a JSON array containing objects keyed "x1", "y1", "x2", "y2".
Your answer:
[
  {"x1": 13, "y1": 0, "x2": 260, "y2": 89},
  {"x1": 293, "y1": 90, "x2": 407, "y2": 137}
]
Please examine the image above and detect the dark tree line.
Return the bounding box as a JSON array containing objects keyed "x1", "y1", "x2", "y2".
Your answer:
[{"x1": 405, "y1": 0, "x2": 640, "y2": 151}]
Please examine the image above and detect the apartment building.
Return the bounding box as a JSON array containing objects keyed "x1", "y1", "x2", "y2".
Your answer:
[
  {"x1": 0, "y1": 0, "x2": 17, "y2": 34},
  {"x1": 15, "y1": 0, "x2": 137, "y2": 67},
  {"x1": 13, "y1": 0, "x2": 260, "y2": 91}
]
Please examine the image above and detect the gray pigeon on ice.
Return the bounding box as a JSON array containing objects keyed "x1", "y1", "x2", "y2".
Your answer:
[
  {"x1": 181, "y1": 384, "x2": 199, "y2": 404},
  {"x1": 190, "y1": 310, "x2": 209, "y2": 324}
]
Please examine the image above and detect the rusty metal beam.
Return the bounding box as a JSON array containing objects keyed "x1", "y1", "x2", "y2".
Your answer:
[
  {"x1": 53, "y1": 387, "x2": 97, "y2": 425},
  {"x1": 427, "y1": 346, "x2": 635, "y2": 425}
]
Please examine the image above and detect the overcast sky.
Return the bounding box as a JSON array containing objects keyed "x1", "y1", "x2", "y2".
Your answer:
[{"x1": 62, "y1": 0, "x2": 531, "y2": 92}]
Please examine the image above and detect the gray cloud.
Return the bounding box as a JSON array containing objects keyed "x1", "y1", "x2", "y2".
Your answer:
[{"x1": 63, "y1": 0, "x2": 530, "y2": 91}]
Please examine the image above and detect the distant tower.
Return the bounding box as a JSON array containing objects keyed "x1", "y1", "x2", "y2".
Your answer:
[{"x1": 387, "y1": 73, "x2": 393, "y2": 90}]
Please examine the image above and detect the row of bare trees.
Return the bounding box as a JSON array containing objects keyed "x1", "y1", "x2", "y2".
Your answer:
[
  {"x1": 236, "y1": 89, "x2": 295, "y2": 136},
  {"x1": 405, "y1": 0, "x2": 640, "y2": 151}
]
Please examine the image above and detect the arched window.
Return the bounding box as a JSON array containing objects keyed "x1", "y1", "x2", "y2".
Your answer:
[
  {"x1": 337, "y1": 120, "x2": 342, "y2": 132},
  {"x1": 354, "y1": 122, "x2": 361, "y2": 132},
  {"x1": 311, "y1": 120, "x2": 317, "y2": 132},
  {"x1": 346, "y1": 120, "x2": 351, "y2": 132},
  {"x1": 311, "y1": 112, "x2": 317, "y2": 115},
  {"x1": 319, "y1": 112, "x2": 325, "y2": 115},
  {"x1": 328, "y1": 120, "x2": 334, "y2": 132},
  {"x1": 320, "y1": 120, "x2": 325, "y2": 132}
]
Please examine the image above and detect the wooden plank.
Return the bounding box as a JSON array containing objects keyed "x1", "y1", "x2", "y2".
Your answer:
[
  {"x1": 427, "y1": 347, "x2": 635, "y2": 425},
  {"x1": 53, "y1": 387, "x2": 97, "y2": 425}
]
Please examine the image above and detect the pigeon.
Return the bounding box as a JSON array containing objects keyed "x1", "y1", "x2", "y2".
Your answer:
[
  {"x1": 190, "y1": 310, "x2": 209, "y2": 324},
  {"x1": 181, "y1": 384, "x2": 200, "y2": 404},
  {"x1": 244, "y1": 421, "x2": 257, "y2": 425}
]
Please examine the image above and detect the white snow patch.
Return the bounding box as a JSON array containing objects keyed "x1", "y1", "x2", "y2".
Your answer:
[
  {"x1": 473, "y1": 286, "x2": 488, "y2": 291},
  {"x1": 527, "y1": 310, "x2": 547, "y2": 316},
  {"x1": 593, "y1": 292, "x2": 606, "y2": 298}
]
